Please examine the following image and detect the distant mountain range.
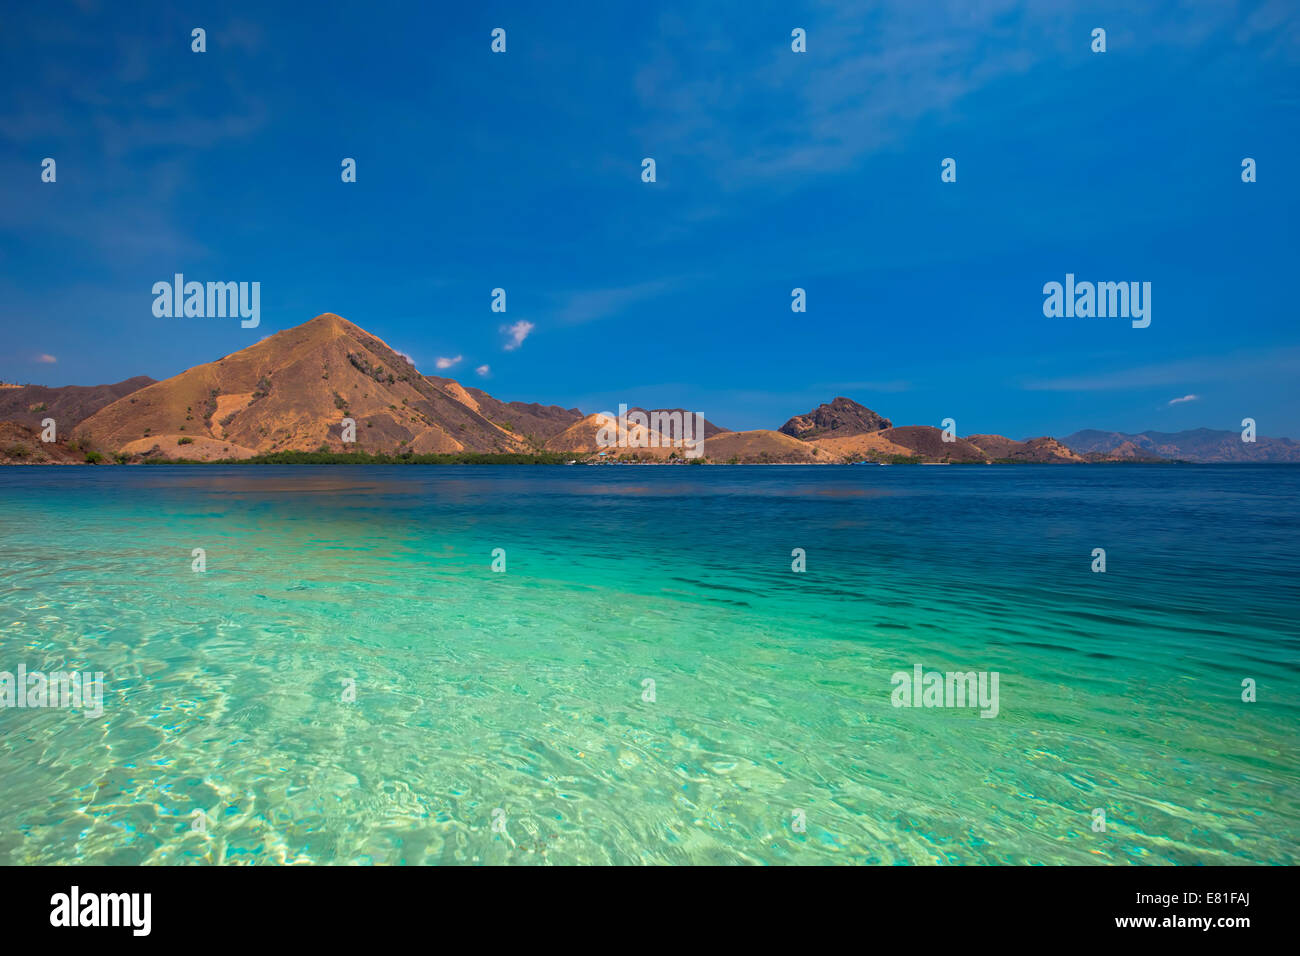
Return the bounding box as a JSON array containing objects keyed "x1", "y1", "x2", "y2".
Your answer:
[
  {"x1": 1060, "y1": 428, "x2": 1300, "y2": 463},
  {"x1": 1, "y1": 313, "x2": 1295, "y2": 464}
]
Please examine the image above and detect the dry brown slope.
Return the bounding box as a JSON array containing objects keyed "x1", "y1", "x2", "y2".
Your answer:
[
  {"x1": 965, "y1": 435, "x2": 1086, "y2": 462},
  {"x1": 1015, "y1": 437, "x2": 1085, "y2": 462},
  {"x1": 544, "y1": 409, "x2": 727, "y2": 457},
  {"x1": 450, "y1": 381, "x2": 584, "y2": 447},
  {"x1": 0, "y1": 376, "x2": 155, "y2": 429},
  {"x1": 76, "y1": 313, "x2": 531, "y2": 458},
  {"x1": 879, "y1": 426, "x2": 988, "y2": 462},
  {"x1": 700, "y1": 429, "x2": 821, "y2": 463},
  {"x1": 810, "y1": 431, "x2": 919, "y2": 461},
  {"x1": 0, "y1": 422, "x2": 93, "y2": 464},
  {"x1": 963, "y1": 434, "x2": 1023, "y2": 459},
  {"x1": 545, "y1": 412, "x2": 677, "y2": 458},
  {"x1": 544, "y1": 419, "x2": 818, "y2": 462}
]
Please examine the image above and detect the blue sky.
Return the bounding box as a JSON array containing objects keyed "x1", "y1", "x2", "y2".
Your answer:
[{"x1": 2, "y1": 0, "x2": 1297, "y2": 437}]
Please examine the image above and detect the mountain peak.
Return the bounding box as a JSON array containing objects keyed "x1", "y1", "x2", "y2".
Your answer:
[
  {"x1": 779, "y1": 396, "x2": 892, "y2": 440},
  {"x1": 305, "y1": 312, "x2": 354, "y2": 329},
  {"x1": 72, "y1": 312, "x2": 539, "y2": 460}
]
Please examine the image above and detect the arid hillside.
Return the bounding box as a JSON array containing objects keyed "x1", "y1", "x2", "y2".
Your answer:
[
  {"x1": 543, "y1": 408, "x2": 730, "y2": 458},
  {"x1": 876, "y1": 426, "x2": 988, "y2": 462},
  {"x1": 453, "y1": 383, "x2": 583, "y2": 446},
  {"x1": 74, "y1": 314, "x2": 535, "y2": 459},
  {"x1": 0, "y1": 376, "x2": 154, "y2": 429},
  {"x1": 698, "y1": 429, "x2": 821, "y2": 463},
  {"x1": 965, "y1": 434, "x2": 1086, "y2": 463},
  {"x1": 4, "y1": 312, "x2": 1287, "y2": 465},
  {"x1": 0, "y1": 422, "x2": 96, "y2": 464},
  {"x1": 780, "y1": 396, "x2": 892, "y2": 439}
]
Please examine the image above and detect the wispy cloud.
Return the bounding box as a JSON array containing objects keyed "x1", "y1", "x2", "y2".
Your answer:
[
  {"x1": 502, "y1": 320, "x2": 534, "y2": 351},
  {"x1": 35, "y1": 353, "x2": 57, "y2": 364},
  {"x1": 475, "y1": 364, "x2": 490, "y2": 377},
  {"x1": 630, "y1": 2, "x2": 1295, "y2": 193},
  {"x1": 1020, "y1": 348, "x2": 1300, "y2": 392},
  {"x1": 631, "y1": 2, "x2": 1052, "y2": 190},
  {"x1": 0, "y1": 18, "x2": 265, "y2": 263},
  {"x1": 435, "y1": 355, "x2": 462, "y2": 369},
  {"x1": 1167, "y1": 394, "x2": 1199, "y2": 406},
  {"x1": 554, "y1": 280, "x2": 677, "y2": 325}
]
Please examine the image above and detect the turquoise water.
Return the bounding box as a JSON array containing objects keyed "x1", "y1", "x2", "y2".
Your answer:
[{"x1": 0, "y1": 464, "x2": 1296, "y2": 865}]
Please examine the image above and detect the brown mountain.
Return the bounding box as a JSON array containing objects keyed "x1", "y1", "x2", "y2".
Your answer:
[
  {"x1": 0, "y1": 376, "x2": 154, "y2": 429},
  {"x1": 699, "y1": 429, "x2": 820, "y2": 463},
  {"x1": 965, "y1": 434, "x2": 1086, "y2": 463},
  {"x1": 1079, "y1": 439, "x2": 1167, "y2": 462},
  {"x1": 544, "y1": 412, "x2": 674, "y2": 457},
  {"x1": 10, "y1": 313, "x2": 1291, "y2": 466},
  {"x1": 542, "y1": 410, "x2": 729, "y2": 458},
  {"x1": 779, "y1": 397, "x2": 892, "y2": 439},
  {"x1": 462, "y1": 389, "x2": 583, "y2": 444},
  {"x1": 626, "y1": 408, "x2": 729, "y2": 438},
  {"x1": 876, "y1": 426, "x2": 988, "y2": 462},
  {"x1": 74, "y1": 313, "x2": 538, "y2": 460},
  {"x1": 426, "y1": 377, "x2": 582, "y2": 449},
  {"x1": 962, "y1": 434, "x2": 1020, "y2": 459},
  {"x1": 0, "y1": 421, "x2": 93, "y2": 463}
]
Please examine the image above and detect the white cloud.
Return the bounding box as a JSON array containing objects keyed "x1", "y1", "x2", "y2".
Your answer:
[
  {"x1": 475, "y1": 364, "x2": 490, "y2": 377},
  {"x1": 502, "y1": 320, "x2": 534, "y2": 351},
  {"x1": 35, "y1": 353, "x2": 57, "y2": 364},
  {"x1": 1167, "y1": 394, "x2": 1199, "y2": 406},
  {"x1": 435, "y1": 355, "x2": 462, "y2": 369}
]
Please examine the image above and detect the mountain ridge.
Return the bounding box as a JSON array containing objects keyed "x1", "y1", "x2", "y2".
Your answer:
[
  {"x1": 1060, "y1": 427, "x2": 1300, "y2": 463},
  {"x1": 2, "y1": 313, "x2": 1295, "y2": 464}
]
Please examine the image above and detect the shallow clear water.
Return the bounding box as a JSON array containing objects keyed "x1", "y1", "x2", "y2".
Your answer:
[{"x1": 0, "y1": 464, "x2": 1296, "y2": 865}]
